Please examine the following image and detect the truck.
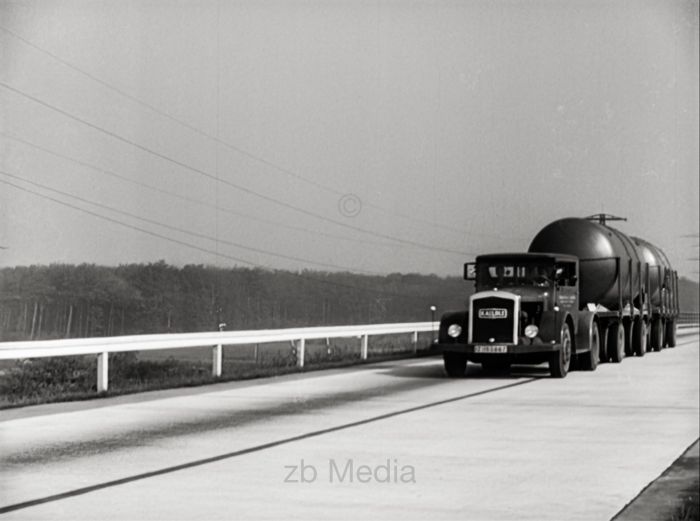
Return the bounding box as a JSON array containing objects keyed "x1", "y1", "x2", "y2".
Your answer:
[{"x1": 434, "y1": 215, "x2": 680, "y2": 378}]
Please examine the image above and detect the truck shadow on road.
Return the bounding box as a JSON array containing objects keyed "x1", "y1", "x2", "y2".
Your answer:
[
  {"x1": 0, "y1": 372, "x2": 450, "y2": 467},
  {"x1": 379, "y1": 358, "x2": 550, "y2": 379}
]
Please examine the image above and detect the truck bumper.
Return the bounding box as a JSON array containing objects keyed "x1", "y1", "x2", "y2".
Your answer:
[
  {"x1": 432, "y1": 341, "x2": 561, "y2": 364},
  {"x1": 433, "y1": 342, "x2": 560, "y2": 354}
]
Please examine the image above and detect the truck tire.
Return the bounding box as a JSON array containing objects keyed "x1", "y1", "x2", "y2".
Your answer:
[
  {"x1": 607, "y1": 322, "x2": 625, "y2": 363},
  {"x1": 444, "y1": 352, "x2": 467, "y2": 377},
  {"x1": 579, "y1": 323, "x2": 600, "y2": 371},
  {"x1": 549, "y1": 323, "x2": 572, "y2": 378},
  {"x1": 664, "y1": 319, "x2": 677, "y2": 348},
  {"x1": 623, "y1": 320, "x2": 633, "y2": 357},
  {"x1": 598, "y1": 325, "x2": 608, "y2": 363},
  {"x1": 632, "y1": 318, "x2": 647, "y2": 357},
  {"x1": 650, "y1": 317, "x2": 664, "y2": 352}
]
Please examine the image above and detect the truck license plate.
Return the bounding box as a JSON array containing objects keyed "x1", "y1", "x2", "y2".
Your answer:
[{"x1": 475, "y1": 345, "x2": 508, "y2": 353}]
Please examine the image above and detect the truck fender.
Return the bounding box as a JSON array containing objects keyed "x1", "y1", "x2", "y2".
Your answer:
[
  {"x1": 438, "y1": 311, "x2": 469, "y2": 343},
  {"x1": 538, "y1": 310, "x2": 561, "y2": 344},
  {"x1": 575, "y1": 311, "x2": 598, "y2": 354}
]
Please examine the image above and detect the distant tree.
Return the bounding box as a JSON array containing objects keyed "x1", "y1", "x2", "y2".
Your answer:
[{"x1": 0, "y1": 261, "x2": 471, "y2": 340}]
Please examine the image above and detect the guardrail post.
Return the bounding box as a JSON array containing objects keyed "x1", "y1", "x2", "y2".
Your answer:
[
  {"x1": 97, "y1": 352, "x2": 109, "y2": 392},
  {"x1": 412, "y1": 330, "x2": 418, "y2": 353},
  {"x1": 212, "y1": 344, "x2": 223, "y2": 377},
  {"x1": 296, "y1": 339, "x2": 306, "y2": 368},
  {"x1": 361, "y1": 334, "x2": 368, "y2": 360}
]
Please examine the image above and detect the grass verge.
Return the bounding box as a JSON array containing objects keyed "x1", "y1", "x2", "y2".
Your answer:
[
  {"x1": 614, "y1": 440, "x2": 699, "y2": 521},
  {"x1": 670, "y1": 482, "x2": 699, "y2": 521},
  {"x1": 0, "y1": 335, "x2": 436, "y2": 409}
]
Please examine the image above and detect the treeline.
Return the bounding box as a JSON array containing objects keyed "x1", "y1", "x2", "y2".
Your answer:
[
  {"x1": 0, "y1": 262, "x2": 471, "y2": 341},
  {"x1": 1, "y1": 262, "x2": 697, "y2": 342}
]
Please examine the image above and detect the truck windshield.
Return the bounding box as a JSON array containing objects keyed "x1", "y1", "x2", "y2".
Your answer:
[{"x1": 477, "y1": 263, "x2": 553, "y2": 288}]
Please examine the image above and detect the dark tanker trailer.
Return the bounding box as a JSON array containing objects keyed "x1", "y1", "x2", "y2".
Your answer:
[{"x1": 434, "y1": 214, "x2": 679, "y2": 378}]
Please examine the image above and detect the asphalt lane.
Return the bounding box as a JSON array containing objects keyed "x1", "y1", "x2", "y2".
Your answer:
[{"x1": 1, "y1": 331, "x2": 698, "y2": 520}]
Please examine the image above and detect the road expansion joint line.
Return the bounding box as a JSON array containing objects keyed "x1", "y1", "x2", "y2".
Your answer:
[{"x1": 0, "y1": 377, "x2": 539, "y2": 514}]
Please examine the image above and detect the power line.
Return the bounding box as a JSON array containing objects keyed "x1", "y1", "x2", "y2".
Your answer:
[
  {"x1": 0, "y1": 177, "x2": 435, "y2": 300},
  {"x1": 0, "y1": 132, "x2": 403, "y2": 250},
  {"x1": 0, "y1": 170, "x2": 380, "y2": 274},
  {"x1": 0, "y1": 81, "x2": 476, "y2": 257},
  {"x1": 0, "y1": 24, "x2": 519, "y2": 241},
  {"x1": 0, "y1": 26, "x2": 341, "y2": 195}
]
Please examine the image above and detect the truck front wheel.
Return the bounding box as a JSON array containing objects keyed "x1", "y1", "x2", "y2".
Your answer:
[
  {"x1": 444, "y1": 352, "x2": 467, "y2": 377},
  {"x1": 549, "y1": 323, "x2": 572, "y2": 378}
]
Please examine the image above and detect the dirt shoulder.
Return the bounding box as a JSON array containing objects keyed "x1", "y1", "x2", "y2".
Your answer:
[{"x1": 613, "y1": 439, "x2": 699, "y2": 521}]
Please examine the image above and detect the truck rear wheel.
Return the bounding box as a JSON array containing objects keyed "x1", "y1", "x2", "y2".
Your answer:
[
  {"x1": 607, "y1": 322, "x2": 625, "y2": 363},
  {"x1": 650, "y1": 317, "x2": 664, "y2": 352},
  {"x1": 549, "y1": 323, "x2": 572, "y2": 378},
  {"x1": 443, "y1": 352, "x2": 467, "y2": 377},
  {"x1": 664, "y1": 319, "x2": 677, "y2": 348},
  {"x1": 579, "y1": 323, "x2": 600, "y2": 371},
  {"x1": 632, "y1": 318, "x2": 647, "y2": 357}
]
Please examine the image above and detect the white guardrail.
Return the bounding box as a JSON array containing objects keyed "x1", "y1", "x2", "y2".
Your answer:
[{"x1": 0, "y1": 322, "x2": 435, "y2": 392}]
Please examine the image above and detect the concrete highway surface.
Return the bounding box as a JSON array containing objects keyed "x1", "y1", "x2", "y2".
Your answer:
[{"x1": 1, "y1": 330, "x2": 698, "y2": 520}]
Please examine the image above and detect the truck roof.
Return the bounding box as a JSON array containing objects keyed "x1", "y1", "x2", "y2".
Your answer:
[{"x1": 476, "y1": 252, "x2": 579, "y2": 263}]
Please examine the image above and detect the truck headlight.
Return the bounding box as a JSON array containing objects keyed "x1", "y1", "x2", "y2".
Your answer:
[
  {"x1": 447, "y1": 324, "x2": 462, "y2": 338},
  {"x1": 524, "y1": 325, "x2": 539, "y2": 338}
]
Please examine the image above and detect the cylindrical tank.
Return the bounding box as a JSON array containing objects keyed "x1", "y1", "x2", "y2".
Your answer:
[
  {"x1": 631, "y1": 236, "x2": 672, "y2": 307},
  {"x1": 527, "y1": 217, "x2": 664, "y2": 309}
]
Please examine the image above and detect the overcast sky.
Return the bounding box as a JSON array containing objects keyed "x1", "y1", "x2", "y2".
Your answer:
[{"x1": 1, "y1": 0, "x2": 698, "y2": 279}]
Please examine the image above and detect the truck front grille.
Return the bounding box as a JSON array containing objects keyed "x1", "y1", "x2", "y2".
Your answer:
[{"x1": 470, "y1": 293, "x2": 519, "y2": 344}]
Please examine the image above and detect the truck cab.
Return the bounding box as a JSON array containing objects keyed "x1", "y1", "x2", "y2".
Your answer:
[{"x1": 435, "y1": 253, "x2": 584, "y2": 378}]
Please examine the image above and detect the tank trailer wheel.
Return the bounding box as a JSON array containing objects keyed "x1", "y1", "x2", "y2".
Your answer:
[
  {"x1": 598, "y1": 325, "x2": 608, "y2": 364},
  {"x1": 607, "y1": 322, "x2": 625, "y2": 364},
  {"x1": 579, "y1": 323, "x2": 600, "y2": 371},
  {"x1": 632, "y1": 318, "x2": 647, "y2": 357},
  {"x1": 664, "y1": 320, "x2": 677, "y2": 348},
  {"x1": 650, "y1": 317, "x2": 664, "y2": 352},
  {"x1": 443, "y1": 352, "x2": 467, "y2": 377},
  {"x1": 623, "y1": 321, "x2": 634, "y2": 357},
  {"x1": 549, "y1": 323, "x2": 572, "y2": 378}
]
